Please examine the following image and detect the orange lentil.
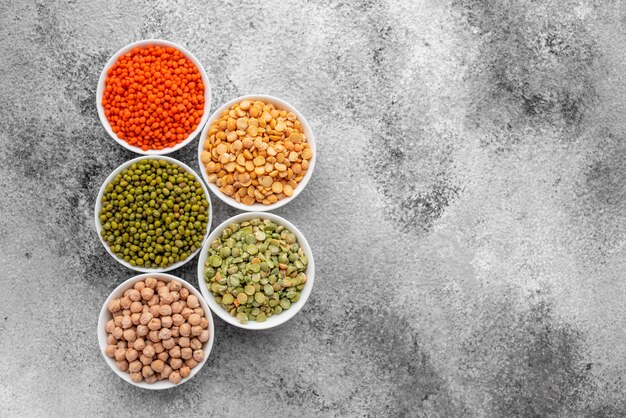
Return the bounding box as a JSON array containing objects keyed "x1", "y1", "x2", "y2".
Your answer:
[{"x1": 102, "y1": 45, "x2": 205, "y2": 151}]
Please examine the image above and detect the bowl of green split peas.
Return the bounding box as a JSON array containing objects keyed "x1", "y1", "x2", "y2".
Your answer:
[
  {"x1": 94, "y1": 156, "x2": 212, "y2": 273},
  {"x1": 197, "y1": 212, "x2": 315, "y2": 330}
]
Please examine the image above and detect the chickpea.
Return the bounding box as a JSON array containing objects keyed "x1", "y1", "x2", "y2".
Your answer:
[
  {"x1": 105, "y1": 319, "x2": 115, "y2": 333},
  {"x1": 158, "y1": 352, "x2": 169, "y2": 362},
  {"x1": 191, "y1": 325, "x2": 202, "y2": 337},
  {"x1": 170, "y1": 291, "x2": 180, "y2": 302},
  {"x1": 194, "y1": 308, "x2": 204, "y2": 316},
  {"x1": 149, "y1": 305, "x2": 160, "y2": 318},
  {"x1": 141, "y1": 287, "x2": 154, "y2": 301},
  {"x1": 178, "y1": 337, "x2": 190, "y2": 348},
  {"x1": 112, "y1": 327, "x2": 123, "y2": 340},
  {"x1": 145, "y1": 277, "x2": 157, "y2": 289},
  {"x1": 188, "y1": 313, "x2": 201, "y2": 326},
  {"x1": 190, "y1": 338, "x2": 202, "y2": 350},
  {"x1": 161, "y1": 365, "x2": 173, "y2": 379},
  {"x1": 105, "y1": 345, "x2": 117, "y2": 358},
  {"x1": 122, "y1": 309, "x2": 131, "y2": 316},
  {"x1": 158, "y1": 285, "x2": 169, "y2": 297},
  {"x1": 128, "y1": 289, "x2": 141, "y2": 302},
  {"x1": 168, "y1": 280, "x2": 182, "y2": 291},
  {"x1": 171, "y1": 301, "x2": 184, "y2": 314},
  {"x1": 160, "y1": 293, "x2": 174, "y2": 305},
  {"x1": 145, "y1": 374, "x2": 158, "y2": 384},
  {"x1": 148, "y1": 330, "x2": 160, "y2": 343},
  {"x1": 158, "y1": 305, "x2": 172, "y2": 316},
  {"x1": 192, "y1": 349, "x2": 205, "y2": 362},
  {"x1": 179, "y1": 288, "x2": 189, "y2": 300},
  {"x1": 116, "y1": 341, "x2": 127, "y2": 349},
  {"x1": 133, "y1": 281, "x2": 145, "y2": 292},
  {"x1": 185, "y1": 358, "x2": 198, "y2": 368},
  {"x1": 131, "y1": 313, "x2": 141, "y2": 325},
  {"x1": 139, "y1": 312, "x2": 153, "y2": 325},
  {"x1": 172, "y1": 314, "x2": 185, "y2": 326},
  {"x1": 171, "y1": 327, "x2": 180, "y2": 338},
  {"x1": 148, "y1": 295, "x2": 159, "y2": 307},
  {"x1": 169, "y1": 346, "x2": 181, "y2": 359},
  {"x1": 179, "y1": 366, "x2": 191, "y2": 378},
  {"x1": 147, "y1": 318, "x2": 161, "y2": 331},
  {"x1": 126, "y1": 348, "x2": 138, "y2": 362},
  {"x1": 107, "y1": 334, "x2": 117, "y2": 345},
  {"x1": 113, "y1": 311, "x2": 123, "y2": 318},
  {"x1": 169, "y1": 358, "x2": 183, "y2": 370},
  {"x1": 120, "y1": 296, "x2": 132, "y2": 309},
  {"x1": 162, "y1": 338, "x2": 176, "y2": 350},
  {"x1": 200, "y1": 317, "x2": 208, "y2": 329},
  {"x1": 158, "y1": 328, "x2": 172, "y2": 341},
  {"x1": 107, "y1": 299, "x2": 121, "y2": 313},
  {"x1": 181, "y1": 308, "x2": 194, "y2": 320},
  {"x1": 156, "y1": 280, "x2": 166, "y2": 289},
  {"x1": 143, "y1": 345, "x2": 156, "y2": 358},
  {"x1": 142, "y1": 365, "x2": 154, "y2": 378},
  {"x1": 128, "y1": 360, "x2": 142, "y2": 373},
  {"x1": 186, "y1": 295, "x2": 200, "y2": 309},
  {"x1": 153, "y1": 342, "x2": 164, "y2": 354},
  {"x1": 116, "y1": 360, "x2": 129, "y2": 371},
  {"x1": 151, "y1": 359, "x2": 165, "y2": 373},
  {"x1": 180, "y1": 347, "x2": 192, "y2": 360},
  {"x1": 161, "y1": 316, "x2": 173, "y2": 328},
  {"x1": 179, "y1": 323, "x2": 191, "y2": 337},
  {"x1": 123, "y1": 328, "x2": 137, "y2": 342},
  {"x1": 133, "y1": 338, "x2": 145, "y2": 351},
  {"x1": 130, "y1": 301, "x2": 143, "y2": 313},
  {"x1": 198, "y1": 330, "x2": 210, "y2": 343},
  {"x1": 121, "y1": 316, "x2": 133, "y2": 330},
  {"x1": 136, "y1": 325, "x2": 149, "y2": 337},
  {"x1": 130, "y1": 372, "x2": 143, "y2": 383},
  {"x1": 114, "y1": 316, "x2": 123, "y2": 327},
  {"x1": 140, "y1": 355, "x2": 152, "y2": 366},
  {"x1": 168, "y1": 371, "x2": 182, "y2": 384}
]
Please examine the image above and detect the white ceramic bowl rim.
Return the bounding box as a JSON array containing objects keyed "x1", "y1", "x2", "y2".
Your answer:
[
  {"x1": 98, "y1": 272, "x2": 215, "y2": 390},
  {"x1": 96, "y1": 39, "x2": 212, "y2": 155},
  {"x1": 197, "y1": 94, "x2": 316, "y2": 212},
  {"x1": 197, "y1": 212, "x2": 315, "y2": 330},
  {"x1": 94, "y1": 155, "x2": 213, "y2": 273}
]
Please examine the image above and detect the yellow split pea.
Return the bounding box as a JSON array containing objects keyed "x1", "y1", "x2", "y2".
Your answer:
[{"x1": 201, "y1": 100, "x2": 312, "y2": 205}]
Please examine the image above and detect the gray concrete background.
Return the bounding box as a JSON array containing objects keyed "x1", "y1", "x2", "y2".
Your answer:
[{"x1": 1, "y1": 0, "x2": 625, "y2": 416}]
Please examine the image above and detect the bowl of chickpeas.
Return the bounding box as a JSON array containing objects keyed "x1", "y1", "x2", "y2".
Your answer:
[
  {"x1": 198, "y1": 95, "x2": 316, "y2": 211},
  {"x1": 98, "y1": 273, "x2": 215, "y2": 389}
]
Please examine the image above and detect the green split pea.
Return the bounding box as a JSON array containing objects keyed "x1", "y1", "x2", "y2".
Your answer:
[{"x1": 204, "y1": 218, "x2": 308, "y2": 323}]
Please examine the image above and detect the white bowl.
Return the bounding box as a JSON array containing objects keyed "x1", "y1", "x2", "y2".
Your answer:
[
  {"x1": 197, "y1": 95, "x2": 316, "y2": 211},
  {"x1": 197, "y1": 212, "x2": 315, "y2": 330},
  {"x1": 94, "y1": 155, "x2": 212, "y2": 273},
  {"x1": 98, "y1": 273, "x2": 215, "y2": 390},
  {"x1": 96, "y1": 39, "x2": 212, "y2": 155}
]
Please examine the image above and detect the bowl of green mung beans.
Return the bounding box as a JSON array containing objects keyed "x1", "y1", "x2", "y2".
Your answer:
[
  {"x1": 197, "y1": 212, "x2": 314, "y2": 330},
  {"x1": 95, "y1": 156, "x2": 212, "y2": 272}
]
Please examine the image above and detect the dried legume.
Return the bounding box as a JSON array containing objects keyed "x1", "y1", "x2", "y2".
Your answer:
[
  {"x1": 104, "y1": 278, "x2": 210, "y2": 385},
  {"x1": 203, "y1": 218, "x2": 308, "y2": 323},
  {"x1": 99, "y1": 159, "x2": 209, "y2": 269},
  {"x1": 102, "y1": 45, "x2": 205, "y2": 151},
  {"x1": 201, "y1": 100, "x2": 313, "y2": 205}
]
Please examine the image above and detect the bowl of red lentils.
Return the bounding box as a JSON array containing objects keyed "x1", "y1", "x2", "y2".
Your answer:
[
  {"x1": 97, "y1": 39, "x2": 211, "y2": 155},
  {"x1": 98, "y1": 273, "x2": 215, "y2": 389},
  {"x1": 198, "y1": 95, "x2": 316, "y2": 211}
]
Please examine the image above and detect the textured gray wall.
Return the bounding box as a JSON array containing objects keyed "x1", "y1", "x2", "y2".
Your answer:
[{"x1": 1, "y1": 0, "x2": 625, "y2": 417}]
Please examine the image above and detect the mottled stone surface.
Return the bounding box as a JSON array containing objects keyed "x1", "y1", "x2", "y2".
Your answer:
[{"x1": 1, "y1": 1, "x2": 625, "y2": 416}]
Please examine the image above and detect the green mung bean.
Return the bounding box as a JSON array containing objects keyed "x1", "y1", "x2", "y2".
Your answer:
[
  {"x1": 204, "y1": 218, "x2": 308, "y2": 323},
  {"x1": 99, "y1": 159, "x2": 209, "y2": 269}
]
